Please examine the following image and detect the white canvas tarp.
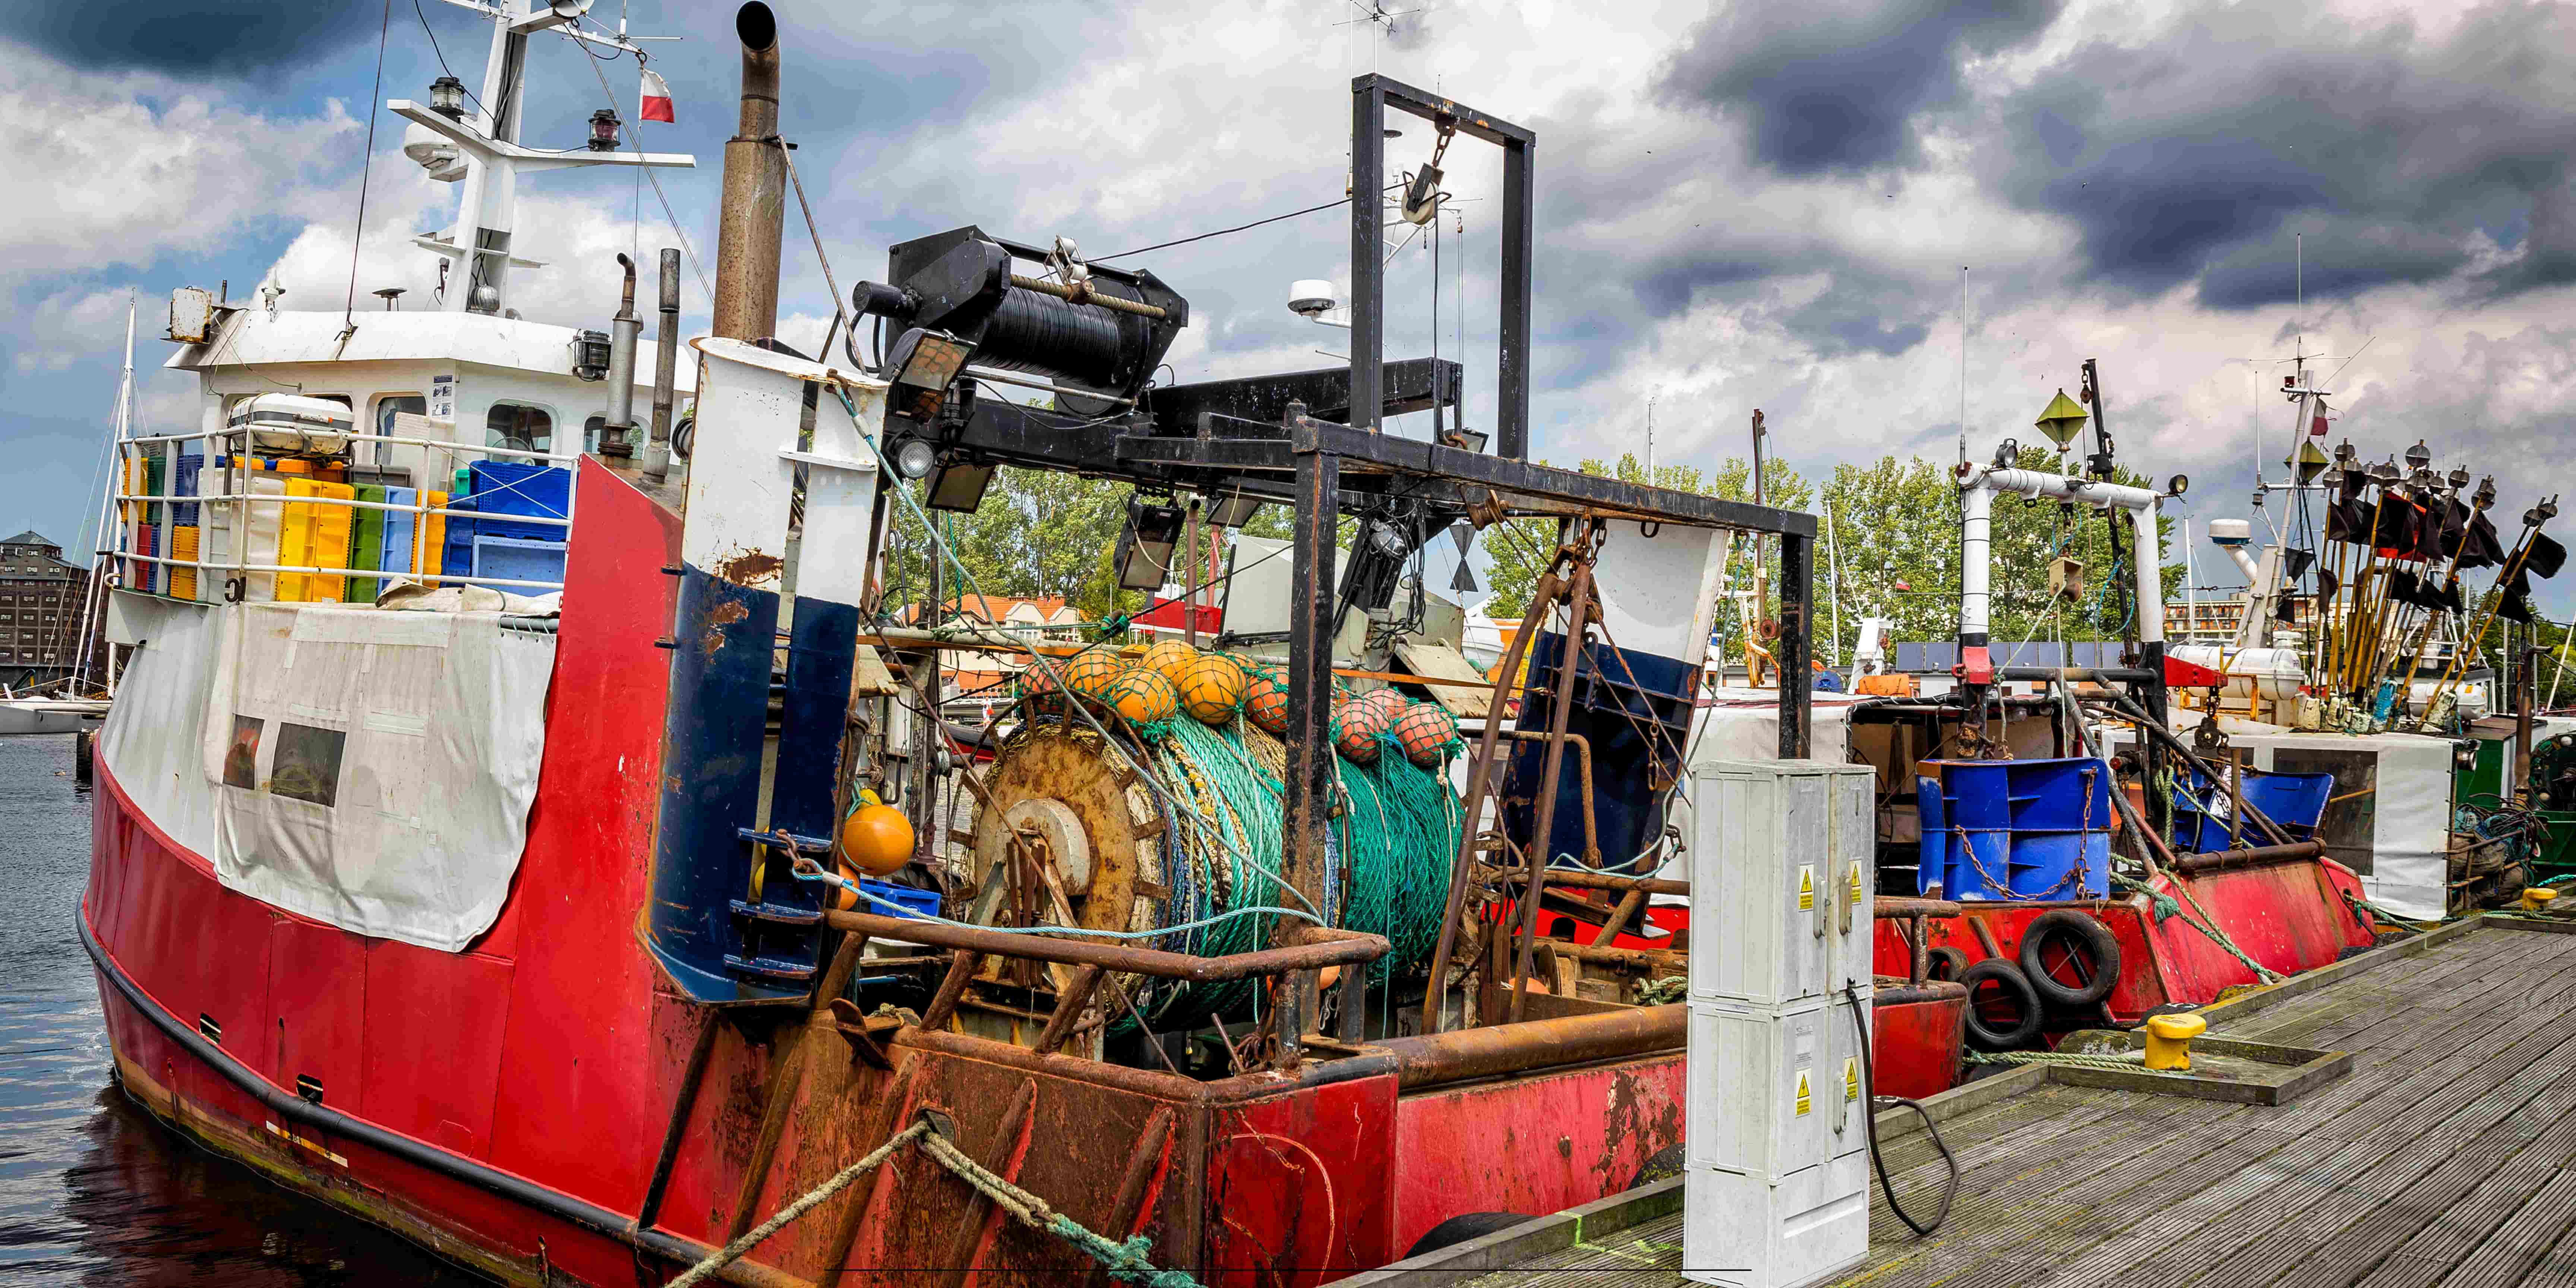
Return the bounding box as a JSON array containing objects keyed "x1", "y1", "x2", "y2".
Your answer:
[{"x1": 97, "y1": 594, "x2": 555, "y2": 952}]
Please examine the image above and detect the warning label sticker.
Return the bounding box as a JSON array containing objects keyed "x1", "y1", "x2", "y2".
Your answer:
[
  {"x1": 1849, "y1": 864, "x2": 1863, "y2": 899},
  {"x1": 1797, "y1": 865, "x2": 1816, "y2": 911},
  {"x1": 1794, "y1": 1069, "x2": 1812, "y2": 1116},
  {"x1": 1844, "y1": 1058, "x2": 1860, "y2": 1102}
]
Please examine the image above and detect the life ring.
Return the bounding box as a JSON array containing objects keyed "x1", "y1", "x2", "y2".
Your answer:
[
  {"x1": 2017, "y1": 909, "x2": 2121, "y2": 1008},
  {"x1": 1959, "y1": 958, "x2": 2044, "y2": 1050}
]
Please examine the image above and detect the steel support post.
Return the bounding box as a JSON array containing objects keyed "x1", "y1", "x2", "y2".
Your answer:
[
  {"x1": 1778, "y1": 531, "x2": 1814, "y2": 758},
  {"x1": 1274, "y1": 426, "x2": 1341, "y2": 1066}
]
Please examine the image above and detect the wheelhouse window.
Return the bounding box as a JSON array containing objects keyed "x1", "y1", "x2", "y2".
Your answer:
[
  {"x1": 485, "y1": 402, "x2": 556, "y2": 455},
  {"x1": 582, "y1": 415, "x2": 606, "y2": 455},
  {"x1": 372, "y1": 394, "x2": 427, "y2": 464}
]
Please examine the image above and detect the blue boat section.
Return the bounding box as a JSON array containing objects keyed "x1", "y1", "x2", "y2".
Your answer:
[
  {"x1": 1503, "y1": 631, "x2": 1695, "y2": 875},
  {"x1": 645, "y1": 564, "x2": 862, "y2": 1004}
]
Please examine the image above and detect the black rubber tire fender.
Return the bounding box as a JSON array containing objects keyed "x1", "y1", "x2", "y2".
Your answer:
[
  {"x1": 1404, "y1": 1211, "x2": 1532, "y2": 1260},
  {"x1": 1958, "y1": 957, "x2": 2044, "y2": 1051},
  {"x1": 2017, "y1": 909, "x2": 2121, "y2": 1008},
  {"x1": 1924, "y1": 945, "x2": 1970, "y2": 984}
]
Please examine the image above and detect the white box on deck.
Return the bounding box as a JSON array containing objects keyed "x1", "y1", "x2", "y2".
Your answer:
[{"x1": 1686, "y1": 761, "x2": 1874, "y2": 1008}]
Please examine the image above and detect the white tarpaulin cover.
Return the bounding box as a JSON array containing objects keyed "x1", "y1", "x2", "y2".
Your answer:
[{"x1": 99, "y1": 594, "x2": 554, "y2": 951}]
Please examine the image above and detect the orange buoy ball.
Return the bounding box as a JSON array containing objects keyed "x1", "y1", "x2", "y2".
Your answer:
[
  {"x1": 1177, "y1": 653, "x2": 1248, "y2": 725},
  {"x1": 1060, "y1": 651, "x2": 1128, "y2": 704},
  {"x1": 1141, "y1": 638, "x2": 1200, "y2": 682},
  {"x1": 837, "y1": 798, "x2": 916, "y2": 878},
  {"x1": 1392, "y1": 700, "x2": 1459, "y2": 767},
  {"x1": 1105, "y1": 666, "x2": 1180, "y2": 725},
  {"x1": 1246, "y1": 667, "x2": 1290, "y2": 735},
  {"x1": 1351, "y1": 688, "x2": 1407, "y2": 727},
  {"x1": 1334, "y1": 695, "x2": 1388, "y2": 763}
]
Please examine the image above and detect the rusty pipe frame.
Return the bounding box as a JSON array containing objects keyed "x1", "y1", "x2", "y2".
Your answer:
[
  {"x1": 1374, "y1": 1002, "x2": 1684, "y2": 1090},
  {"x1": 1487, "y1": 865, "x2": 1685, "y2": 897},
  {"x1": 1509, "y1": 558, "x2": 1597, "y2": 1022},
  {"x1": 2167, "y1": 840, "x2": 2326, "y2": 877},
  {"x1": 1876, "y1": 897, "x2": 1963, "y2": 919},
  {"x1": 712, "y1": 3, "x2": 785, "y2": 342},
  {"x1": 823, "y1": 912, "x2": 1387, "y2": 982}
]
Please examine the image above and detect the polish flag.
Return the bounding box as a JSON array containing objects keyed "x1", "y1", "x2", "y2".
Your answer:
[{"x1": 639, "y1": 68, "x2": 675, "y2": 123}]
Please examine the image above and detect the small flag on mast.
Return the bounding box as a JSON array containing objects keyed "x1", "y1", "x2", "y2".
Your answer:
[{"x1": 640, "y1": 68, "x2": 675, "y2": 123}]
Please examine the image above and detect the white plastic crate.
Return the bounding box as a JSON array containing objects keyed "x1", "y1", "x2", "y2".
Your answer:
[{"x1": 1686, "y1": 760, "x2": 1875, "y2": 1008}]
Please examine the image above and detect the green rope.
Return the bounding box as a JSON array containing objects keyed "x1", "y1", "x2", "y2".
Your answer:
[
  {"x1": 1963, "y1": 1050, "x2": 2175, "y2": 1074},
  {"x1": 920, "y1": 1126, "x2": 1205, "y2": 1288},
  {"x1": 1636, "y1": 975, "x2": 1688, "y2": 1006},
  {"x1": 2113, "y1": 872, "x2": 2285, "y2": 984}
]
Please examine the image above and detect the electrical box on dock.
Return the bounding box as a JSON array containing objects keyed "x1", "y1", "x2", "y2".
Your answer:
[{"x1": 1685, "y1": 761, "x2": 1873, "y2": 1288}]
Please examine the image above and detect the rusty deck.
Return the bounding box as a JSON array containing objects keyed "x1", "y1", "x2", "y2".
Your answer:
[{"x1": 1383, "y1": 918, "x2": 2576, "y2": 1288}]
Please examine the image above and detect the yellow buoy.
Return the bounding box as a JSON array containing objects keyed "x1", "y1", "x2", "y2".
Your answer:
[
  {"x1": 2523, "y1": 886, "x2": 2559, "y2": 912},
  {"x1": 2143, "y1": 1012, "x2": 2206, "y2": 1071},
  {"x1": 1141, "y1": 639, "x2": 1200, "y2": 682},
  {"x1": 1177, "y1": 653, "x2": 1247, "y2": 724}
]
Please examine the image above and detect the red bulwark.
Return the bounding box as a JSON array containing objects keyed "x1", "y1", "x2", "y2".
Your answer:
[{"x1": 484, "y1": 460, "x2": 683, "y2": 1213}]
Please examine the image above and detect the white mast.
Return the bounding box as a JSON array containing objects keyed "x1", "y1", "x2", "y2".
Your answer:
[{"x1": 73, "y1": 296, "x2": 136, "y2": 697}]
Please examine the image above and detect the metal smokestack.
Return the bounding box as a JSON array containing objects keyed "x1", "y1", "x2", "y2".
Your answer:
[
  {"x1": 603, "y1": 254, "x2": 640, "y2": 456},
  {"x1": 645, "y1": 248, "x2": 682, "y2": 483},
  {"x1": 712, "y1": 2, "x2": 784, "y2": 342}
]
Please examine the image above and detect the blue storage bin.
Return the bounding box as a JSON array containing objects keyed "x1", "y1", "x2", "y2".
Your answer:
[
  {"x1": 1940, "y1": 761, "x2": 2014, "y2": 828},
  {"x1": 2242, "y1": 770, "x2": 2333, "y2": 837},
  {"x1": 2006, "y1": 758, "x2": 2114, "y2": 830},
  {"x1": 1945, "y1": 830, "x2": 2017, "y2": 900},
  {"x1": 466, "y1": 461, "x2": 572, "y2": 541},
  {"x1": 857, "y1": 878, "x2": 941, "y2": 920},
  {"x1": 381, "y1": 487, "x2": 419, "y2": 577},
  {"x1": 473, "y1": 534, "x2": 567, "y2": 587},
  {"x1": 172, "y1": 452, "x2": 203, "y2": 525},
  {"x1": 2011, "y1": 832, "x2": 2110, "y2": 898},
  {"x1": 1916, "y1": 776, "x2": 1948, "y2": 895}
]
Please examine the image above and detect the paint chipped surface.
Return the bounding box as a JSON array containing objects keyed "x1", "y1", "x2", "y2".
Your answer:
[{"x1": 714, "y1": 548, "x2": 784, "y2": 587}]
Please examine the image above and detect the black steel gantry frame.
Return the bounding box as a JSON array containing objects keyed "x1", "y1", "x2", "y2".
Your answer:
[{"x1": 878, "y1": 74, "x2": 1818, "y2": 1063}]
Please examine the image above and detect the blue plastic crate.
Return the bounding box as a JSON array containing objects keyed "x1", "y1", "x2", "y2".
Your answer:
[
  {"x1": 381, "y1": 487, "x2": 419, "y2": 577},
  {"x1": 1945, "y1": 829, "x2": 2017, "y2": 900},
  {"x1": 172, "y1": 453, "x2": 203, "y2": 525},
  {"x1": 857, "y1": 878, "x2": 941, "y2": 921},
  {"x1": 465, "y1": 461, "x2": 571, "y2": 541},
  {"x1": 473, "y1": 534, "x2": 567, "y2": 587},
  {"x1": 2006, "y1": 758, "x2": 2113, "y2": 830},
  {"x1": 2010, "y1": 831, "x2": 2110, "y2": 898},
  {"x1": 1916, "y1": 776, "x2": 1948, "y2": 894},
  {"x1": 1940, "y1": 761, "x2": 2014, "y2": 829}
]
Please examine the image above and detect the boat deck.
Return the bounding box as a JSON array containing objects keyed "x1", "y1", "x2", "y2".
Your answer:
[{"x1": 1445, "y1": 921, "x2": 2576, "y2": 1288}]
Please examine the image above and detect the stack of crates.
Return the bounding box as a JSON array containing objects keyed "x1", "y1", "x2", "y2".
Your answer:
[
  {"x1": 170, "y1": 452, "x2": 202, "y2": 600},
  {"x1": 461, "y1": 461, "x2": 571, "y2": 587},
  {"x1": 1913, "y1": 757, "x2": 2113, "y2": 900},
  {"x1": 1685, "y1": 760, "x2": 1875, "y2": 1288}
]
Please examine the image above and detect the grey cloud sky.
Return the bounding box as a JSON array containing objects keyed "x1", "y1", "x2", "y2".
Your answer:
[{"x1": 3, "y1": 0, "x2": 2575, "y2": 618}]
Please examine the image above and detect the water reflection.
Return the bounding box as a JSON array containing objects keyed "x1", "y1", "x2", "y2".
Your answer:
[{"x1": 0, "y1": 735, "x2": 476, "y2": 1285}]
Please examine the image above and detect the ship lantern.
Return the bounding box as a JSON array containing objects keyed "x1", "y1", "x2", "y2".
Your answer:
[
  {"x1": 2032, "y1": 388, "x2": 2088, "y2": 450},
  {"x1": 429, "y1": 75, "x2": 466, "y2": 119},
  {"x1": 587, "y1": 108, "x2": 623, "y2": 152}
]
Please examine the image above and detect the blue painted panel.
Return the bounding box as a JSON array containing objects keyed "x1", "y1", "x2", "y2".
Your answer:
[
  {"x1": 644, "y1": 565, "x2": 792, "y2": 1003},
  {"x1": 1503, "y1": 631, "x2": 1695, "y2": 874}
]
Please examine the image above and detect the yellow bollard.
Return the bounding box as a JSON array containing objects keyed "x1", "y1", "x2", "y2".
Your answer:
[
  {"x1": 2144, "y1": 1013, "x2": 2206, "y2": 1071},
  {"x1": 2523, "y1": 887, "x2": 2560, "y2": 912}
]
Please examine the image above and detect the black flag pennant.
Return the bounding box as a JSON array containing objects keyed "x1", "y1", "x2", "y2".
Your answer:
[
  {"x1": 2442, "y1": 574, "x2": 2466, "y2": 613},
  {"x1": 2318, "y1": 567, "x2": 2341, "y2": 599},
  {"x1": 2284, "y1": 548, "x2": 2315, "y2": 581},
  {"x1": 2528, "y1": 531, "x2": 2567, "y2": 580},
  {"x1": 2500, "y1": 587, "x2": 2538, "y2": 623},
  {"x1": 2463, "y1": 513, "x2": 2506, "y2": 568},
  {"x1": 2387, "y1": 568, "x2": 2425, "y2": 608},
  {"x1": 2328, "y1": 499, "x2": 2370, "y2": 544}
]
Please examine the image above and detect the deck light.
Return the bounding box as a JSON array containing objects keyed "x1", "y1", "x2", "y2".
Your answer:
[
  {"x1": 925, "y1": 457, "x2": 995, "y2": 512},
  {"x1": 588, "y1": 108, "x2": 623, "y2": 152},
  {"x1": 572, "y1": 329, "x2": 612, "y2": 381},
  {"x1": 1114, "y1": 495, "x2": 1187, "y2": 591},
  {"x1": 429, "y1": 75, "x2": 466, "y2": 119},
  {"x1": 1205, "y1": 488, "x2": 1264, "y2": 528},
  {"x1": 885, "y1": 327, "x2": 972, "y2": 420},
  {"x1": 893, "y1": 438, "x2": 937, "y2": 480}
]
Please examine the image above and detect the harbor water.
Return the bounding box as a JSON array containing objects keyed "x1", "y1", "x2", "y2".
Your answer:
[{"x1": 0, "y1": 733, "x2": 477, "y2": 1285}]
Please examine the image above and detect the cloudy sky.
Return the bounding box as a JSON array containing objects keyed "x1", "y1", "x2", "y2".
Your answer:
[{"x1": 4, "y1": 0, "x2": 2573, "y2": 612}]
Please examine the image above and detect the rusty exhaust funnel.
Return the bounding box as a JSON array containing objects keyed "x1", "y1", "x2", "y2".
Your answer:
[{"x1": 712, "y1": 2, "x2": 783, "y2": 342}]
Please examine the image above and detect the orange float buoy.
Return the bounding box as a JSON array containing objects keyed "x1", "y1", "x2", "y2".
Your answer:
[
  {"x1": 836, "y1": 793, "x2": 916, "y2": 879},
  {"x1": 1105, "y1": 667, "x2": 1180, "y2": 724},
  {"x1": 1392, "y1": 700, "x2": 1459, "y2": 767},
  {"x1": 1177, "y1": 653, "x2": 1247, "y2": 724},
  {"x1": 1246, "y1": 667, "x2": 1289, "y2": 735},
  {"x1": 1335, "y1": 695, "x2": 1389, "y2": 763},
  {"x1": 1141, "y1": 639, "x2": 1200, "y2": 682},
  {"x1": 1058, "y1": 651, "x2": 1128, "y2": 704}
]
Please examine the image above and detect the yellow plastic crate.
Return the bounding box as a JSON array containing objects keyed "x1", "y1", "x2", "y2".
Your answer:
[{"x1": 170, "y1": 525, "x2": 199, "y2": 600}]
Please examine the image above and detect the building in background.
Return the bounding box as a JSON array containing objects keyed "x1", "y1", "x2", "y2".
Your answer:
[{"x1": 0, "y1": 530, "x2": 101, "y2": 691}]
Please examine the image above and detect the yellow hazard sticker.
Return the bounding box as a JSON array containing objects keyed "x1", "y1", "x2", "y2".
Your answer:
[
  {"x1": 1849, "y1": 865, "x2": 1863, "y2": 899},
  {"x1": 1794, "y1": 1069, "x2": 1812, "y2": 1115},
  {"x1": 1797, "y1": 865, "x2": 1816, "y2": 911},
  {"x1": 1845, "y1": 1058, "x2": 1860, "y2": 1102}
]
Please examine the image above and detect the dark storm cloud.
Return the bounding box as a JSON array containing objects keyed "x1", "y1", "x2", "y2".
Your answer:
[
  {"x1": 1990, "y1": 0, "x2": 2576, "y2": 308},
  {"x1": 0, "y1": 3, "x2": 382, "y2": 74},
  {"x1": 1655, "y1": 0, "x2": 2065, "y2": 176}
]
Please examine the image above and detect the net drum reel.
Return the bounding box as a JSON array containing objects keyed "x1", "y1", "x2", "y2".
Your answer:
[
  {"x1": 851, "y1": 226, "x2": 1189, "y2": 418},
  {"x1": 962, "y1": 724, "x2": 1174, "y2": 1052}
]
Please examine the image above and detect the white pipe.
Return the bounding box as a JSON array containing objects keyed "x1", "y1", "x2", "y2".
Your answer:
[
  {"x1": 1957, "y1": 462, "x2": 2166, "y2": 646},
  {"x1": 2218, "y1": 543, "x2": 2261, "y2": 583}
]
